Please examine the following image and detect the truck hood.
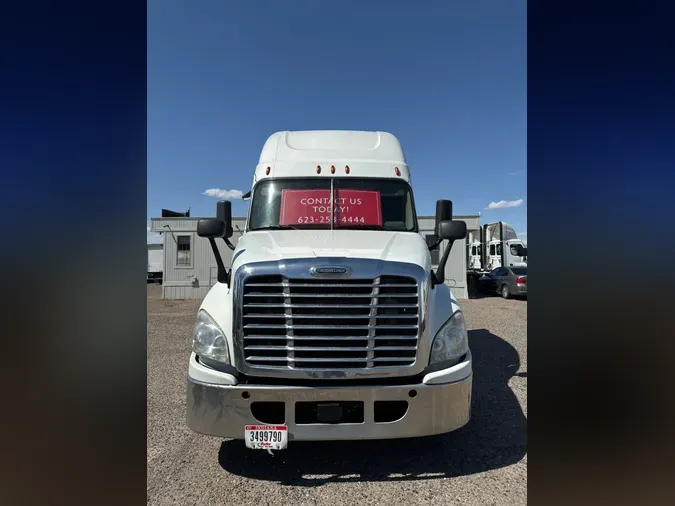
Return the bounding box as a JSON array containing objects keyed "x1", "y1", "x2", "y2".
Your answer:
[{"x1": 233, "y1": 230, "x2": 430, "y2": 271}]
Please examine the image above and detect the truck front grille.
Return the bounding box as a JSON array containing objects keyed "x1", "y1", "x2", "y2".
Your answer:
[{"x1": 241, "y1": 275, "x2": 419, "y2": 369}]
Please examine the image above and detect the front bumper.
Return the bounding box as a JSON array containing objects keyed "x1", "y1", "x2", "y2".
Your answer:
[
  {"x1": 514, "y1": 284, "x2": 527, "y2": 295},
  {"x1": 186, "y1": 352, "x2": 472, "y2": 441}
]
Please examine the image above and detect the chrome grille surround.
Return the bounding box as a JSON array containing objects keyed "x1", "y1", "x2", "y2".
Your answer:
[{"x1": 233, "y1": 257, "x2": 430, "y2": 380}]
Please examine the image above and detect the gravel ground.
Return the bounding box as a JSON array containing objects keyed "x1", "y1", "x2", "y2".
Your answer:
[{"x1": 147, "y1": 285, "x2": 527, "y2": 505}]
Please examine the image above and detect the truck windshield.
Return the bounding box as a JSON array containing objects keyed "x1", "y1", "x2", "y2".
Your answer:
[{"x1": 248, "y1": 178, "x2": 417, "y2": 232}]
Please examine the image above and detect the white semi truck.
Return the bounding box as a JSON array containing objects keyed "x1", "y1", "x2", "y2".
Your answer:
[
  {"x1": 186, "y1": 130, "x2": 472, "y2": 450},
  {"x1": 468, "y1": 221, "x2": 527, "y2": 271},
  {"x1": 466, "y1": 221, "x2": 527, "y2": 297}
]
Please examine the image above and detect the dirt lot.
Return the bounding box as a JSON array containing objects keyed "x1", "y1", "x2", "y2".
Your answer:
[{"x1": 147, "y1": 284, "x2": 527, "y2": 505}]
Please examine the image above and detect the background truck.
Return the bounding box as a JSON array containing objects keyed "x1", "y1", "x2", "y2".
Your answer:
[
  {"x1": 185, "y1": 130, "x2": 473, "y2": 450},
  {"x1": 147, "y1": 243, "x2": 163, "y2": 284},
  {"x1": 466, "y1": 221, "x2": 527, "y2": 297}
]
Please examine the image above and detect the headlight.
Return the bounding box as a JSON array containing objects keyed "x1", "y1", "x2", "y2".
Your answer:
[
  {"x1": 429, "y1": 310, "x2": 468, "y2": 367},
  {"x1": 192, "y1": 310, "x2": 230, "y2": 364}
]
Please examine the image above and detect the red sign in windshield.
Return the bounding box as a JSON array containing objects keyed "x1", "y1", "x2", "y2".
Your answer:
[{"x1": 279, "y1": 189, "x2": 382, "y2": 227}]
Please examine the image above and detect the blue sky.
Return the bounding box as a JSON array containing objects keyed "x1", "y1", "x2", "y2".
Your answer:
[{"x1": 148, "y1": 0, "x2": 526, "y2": 243}]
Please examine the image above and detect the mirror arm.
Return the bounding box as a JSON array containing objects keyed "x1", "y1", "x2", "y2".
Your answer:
[
  {"x1": 208, "y1": 238, "x2": 230, "y2": 286},
  {"x1": 222, "y1": 237, "x2": 235, "y2": 251},
  {"x1": 427, "y1": 236, "x2": 442, "y2": 251},
  {"x1": 433, "y1": 238, "x2": 456, "y2": 286}
]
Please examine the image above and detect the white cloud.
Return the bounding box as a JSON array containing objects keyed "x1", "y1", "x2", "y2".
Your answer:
[
  {"x1": 203, "y1": 188, "x2": 244, "y2": 199},
  {"x1": 485, "y1": 199, "x2": 524, "y2": 210}
]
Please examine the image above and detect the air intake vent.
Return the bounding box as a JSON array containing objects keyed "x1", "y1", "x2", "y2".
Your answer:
[{"x1": 241, "y1": 275, "x2": 419, "y2": 370}]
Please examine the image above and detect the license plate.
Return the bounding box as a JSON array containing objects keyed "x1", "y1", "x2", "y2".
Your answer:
[{"x1": 244, "y1": 425, "x2": 288, "y2": 450}]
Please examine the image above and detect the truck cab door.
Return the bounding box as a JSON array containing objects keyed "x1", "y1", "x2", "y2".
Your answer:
[{"x1": 506, "y1": 241, "x2": 527, "y2": 266}]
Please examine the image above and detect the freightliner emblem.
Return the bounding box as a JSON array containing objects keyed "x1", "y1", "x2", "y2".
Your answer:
[{"x1": 310, "y1": 266, "x2": 352, "y2": 277}]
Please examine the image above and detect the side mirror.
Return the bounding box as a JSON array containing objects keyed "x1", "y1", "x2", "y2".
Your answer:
[
  {"x1": 437, "y1": 220, "x2": 467, "y2": 241},
  {"x1": 199, "y1": 199, "x2": 237, "y2": 287},
  {"x1": 242, "y1": 190, "x2": 251, "y2": 201},
  {"x1": 431, "y1": 199, "x2": 468, "y2": 286},
  {"x1": 426, "y1": 199, "x2": 454, "y2": 251},
  {"x1": 216, "y1": 200, "x2": 234, "y2": 239},
  {"x1": 197, "y1": 218, "x2": 226, "y2": 238},
  {"x1": 434, "y1": 199, "x2": 453, "y2": 236}
]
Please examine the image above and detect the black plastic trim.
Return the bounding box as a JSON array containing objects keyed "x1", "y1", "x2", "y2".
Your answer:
[
  {"x1": 235, "y1": 372, "x2": 426, "y2": 388},
  {"x1": 197, "y1": 356, "x2": 240, "y2": 377}
]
